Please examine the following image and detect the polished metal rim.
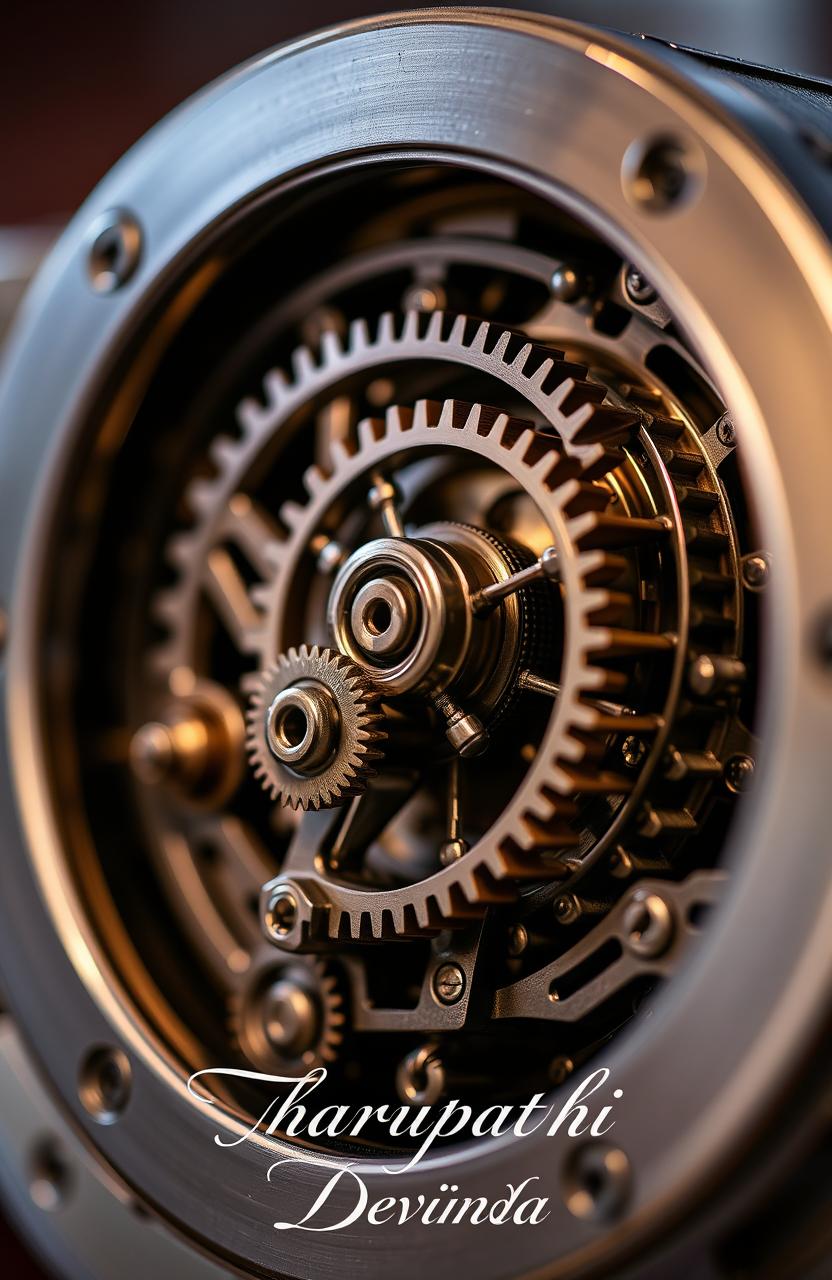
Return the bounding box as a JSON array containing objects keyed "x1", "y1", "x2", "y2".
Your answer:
[{"x1": 0, "y1": 10, "x2": 831, "y2": 1278}]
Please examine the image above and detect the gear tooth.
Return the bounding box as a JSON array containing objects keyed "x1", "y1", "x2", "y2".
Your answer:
[
  {"x1": 358, "y1": 416, "x2": 383, "y2": 449},
  {"x1": 509, "y1": 426, "x2": 539, "y2": 458},
  {"x1": 401, "y1": 309, "x2": 421, "y2": 341},
  {"x1": 348, "y1": 316, "x2": 371, "y2": 352},
  {"x1": 469, "y1": 319, "x2": 491, "y2": 353},
  {"x1": 564, "y1": 402, "x2": 639, "y2": 446},
  {"x1": 511, "y1": 341, "x2": 534, "y2": 373},
  {"x1": 437, "y1": 400, "x2": 458, "y2": 431},
  {"x1": 262, "y1": 540, "x2": 286, "y2": 572},
  {"x1": 320, "y1": 328, "x2": 342, "y2": 366},
  {"x1": 425, "y1": 309, "x2": 445, "y2": 342},
  {"x1": 209, "y1": 434, "x2": 238, "y2": 469},
  {"x1": 249, "y1": 583, "x2": 272, "y2": 611},
  {"x1": 492, "y1": 329, "x2": 513, "y2": 362},
  {"x1": 291, "y1": 344, "x2": 317, "y2": 383},
  {"x1": 547, "y1": 377, "x2": 579, "y2": 414},
  {"x1": 386, "y1": 404, "x2": 413, "y2": 434},
  {"x1": 569, "y1": 510, "x2": 671, "y2": 550},
  {"x1": 461, "y1": 403, "x2": 484, "y2": 433},
  {"x1": 263, "y1": 368, "x2": 290, "y2": 408},
  {"x1": 280, "y1": 500, "x2": 306, "y2": 532},
  {"x1": 237, "y1": 395, "x2": 266, "y2": 434},
  {"x1": 152, "y1": 590, "x2": 181, "y2": 625},
  {"x1": 529, "y1": 356, "x2": 555, "y2": 389},
  {"x1": 302, "y1": 463, "x2": 326, "y2": 497},
  {"x1": 448, "y1": 313, "x2": 468, "y2": 346},
  {"x1": 412, "y1": 399, "x2": 441, "y2": 430},
  {"x1": 166, "y1": 533, "x2": 194, "y2": 569},
  {"x1": 187, "y1": 479, "x2": 217, "y2": 517},
  {"x1": 377, "y1": 312, "x2": 397, "y2": 346},
  {"x1": 330, "y1": 437, "x2": 354, "y2": 469},
  {"x1": 381, "y1": 404, "x2": 407, "y2": 435}
]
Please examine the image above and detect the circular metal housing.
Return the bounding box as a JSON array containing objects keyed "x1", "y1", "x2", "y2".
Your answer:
[{"x1": 0, "y1": 10, "x2": 829, "y2": 1280}]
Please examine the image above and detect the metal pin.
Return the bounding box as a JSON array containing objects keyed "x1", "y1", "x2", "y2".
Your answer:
[
  {"x1": 368, "y1": 471, "x2": 405, "y2": 538},
  {"x1": 470, "y1": 546, "x2": 559, "y2": 615}
]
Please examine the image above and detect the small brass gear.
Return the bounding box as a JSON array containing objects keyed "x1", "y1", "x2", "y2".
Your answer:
[{"x1": 244, "y1": 644, "x2": 387, "y2": 809}]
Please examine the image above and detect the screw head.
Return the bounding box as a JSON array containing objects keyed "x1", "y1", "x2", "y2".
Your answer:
[
  {"x1": 624, "y1": 265, "x2": 656, "y2": 305},
  {"x1": 78, "y1": 1046, "x2": 131, "y2": 1125},
  {"x1": 622, "y1": 889, "x2": 674, "y2": 958},
  {"x1": 549, "y1": 1055, "x2": 574, "y2": 1086},
  {"x1": 554, "y1": 893, "x2": 581, "y2": 925},
  {"x1": 439, "y1": 837, "x2": 468, "y2": 866},
  {"x1": 724, "y1": 753, "x2": 755, "y2": 794},
  {"x1": 550, "y1": 265, "x2": 583, "y2": 302},
  {"x1": 432, "y1": 961, "x2": 466, "y2": 1005},
  {"x1": 621, "y1": 735, "x2": 646, "y2": 769},
  {"x1": 87, "y1": 209, "x2": 142, "y2": 292},
  {"x1": 742, "y1": 552, "x2": 770, "y2": 590},
  {"x1": 507, "y1": 923, "x2": 528, "y2": 957},
  {"x1": 265, "y1": 887, "x2": 299, "y2": 939},
  {"x1": 715, "y1": 412, "x2": 737, "y2": 448}
]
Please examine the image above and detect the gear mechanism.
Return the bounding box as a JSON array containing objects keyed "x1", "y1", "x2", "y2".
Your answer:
[{"x1": 245, "y1": 645, "x2": 386, "y2": 809}]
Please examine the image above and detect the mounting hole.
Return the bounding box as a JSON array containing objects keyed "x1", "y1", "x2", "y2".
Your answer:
[
  {"x1": 87, "y1": 209, "x2": 142, "y2": 292},
  {"x1": 265, "y1": 889, "x2": 299, "y2": 938},
  {"x1": 276, "y1": 704, "x2": 308, "y2": 750},
  {"x1": 563, "y1": 1142, "x2": 631, "y2": 1222},
  {"x1": 365, "y1": 597, "x2": 392, "y2": 637},
  {"x1": 29, "y1": 1136, "x2": 73, "y2": 1211},
  {"x1": 78, "y1": 1045, "x2": 132, "y2": 1125},
  {"x1": 622, "y1": 134, "x2": 703, "y2": 213}
]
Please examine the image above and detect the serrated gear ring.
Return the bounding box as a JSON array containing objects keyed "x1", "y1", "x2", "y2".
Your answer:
[{"x1": 245, "y1": 645, "x2": 386, "y2": 809}]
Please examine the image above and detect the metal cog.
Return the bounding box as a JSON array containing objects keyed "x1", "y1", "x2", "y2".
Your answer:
[
  {"x1": 230, "y1": 957, "x2": 346, "y2": 1075},
  {"x1": 149, "y1": 309, "x2": 638, "y2": 675},
  {"x1": 258, "y1": 396, "x2": 678, "y2": 942},
  {"x1": 244, "y1": 645, "x2": 386, "y2": 809}
]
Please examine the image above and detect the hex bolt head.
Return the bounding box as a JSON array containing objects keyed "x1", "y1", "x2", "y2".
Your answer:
[
  {"x1": 432, "y1": 962, "x2": 466, "y2": 1005},
  {"x1": 265, "y1": 887, "x2": 299, "y2": 940},
  {"x1": 87, "y1": 209, "x2": 142, "y2": 292},
  {"x1": 742, "y1": 552, "x2": 770, "y2": 590},
  {"x1": 445, "y1": 709, "x2": 488, "y2": 758}
]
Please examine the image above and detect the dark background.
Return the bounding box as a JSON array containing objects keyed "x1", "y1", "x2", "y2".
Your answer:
[
  {"x1": 0, "y1": 1, "x2": 828, "y2": 1275},
  {"x1": 2, "y1": 0, "x2": 832, "y2": 226}
]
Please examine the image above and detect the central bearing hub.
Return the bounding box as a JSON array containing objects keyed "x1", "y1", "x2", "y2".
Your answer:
[
  {"x1": 328, "y1": 525, "x2": 528, "y2": 710},
  {"x1": 266, "y1": 680, "x2": 340, "y2": 776}
]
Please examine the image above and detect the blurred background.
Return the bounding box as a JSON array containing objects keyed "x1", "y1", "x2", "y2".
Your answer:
[
  {"x1": 2, "y1": 0, "x2": 831, "y2": 227},
  {"x1": 0, "y1": 1, "x2": 827, "y2": 1275}
]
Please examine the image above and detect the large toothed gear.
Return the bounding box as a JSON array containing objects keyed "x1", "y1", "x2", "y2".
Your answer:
[
  {"x1": 149, "y1": 310, "x2": 639, "y2": 676},
  {"x1": 253, "y1": 394, "x2": 684, "y2": 941},
  {"x1": 245, "y1": 645, "x2": 386, "y2": 809}
]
